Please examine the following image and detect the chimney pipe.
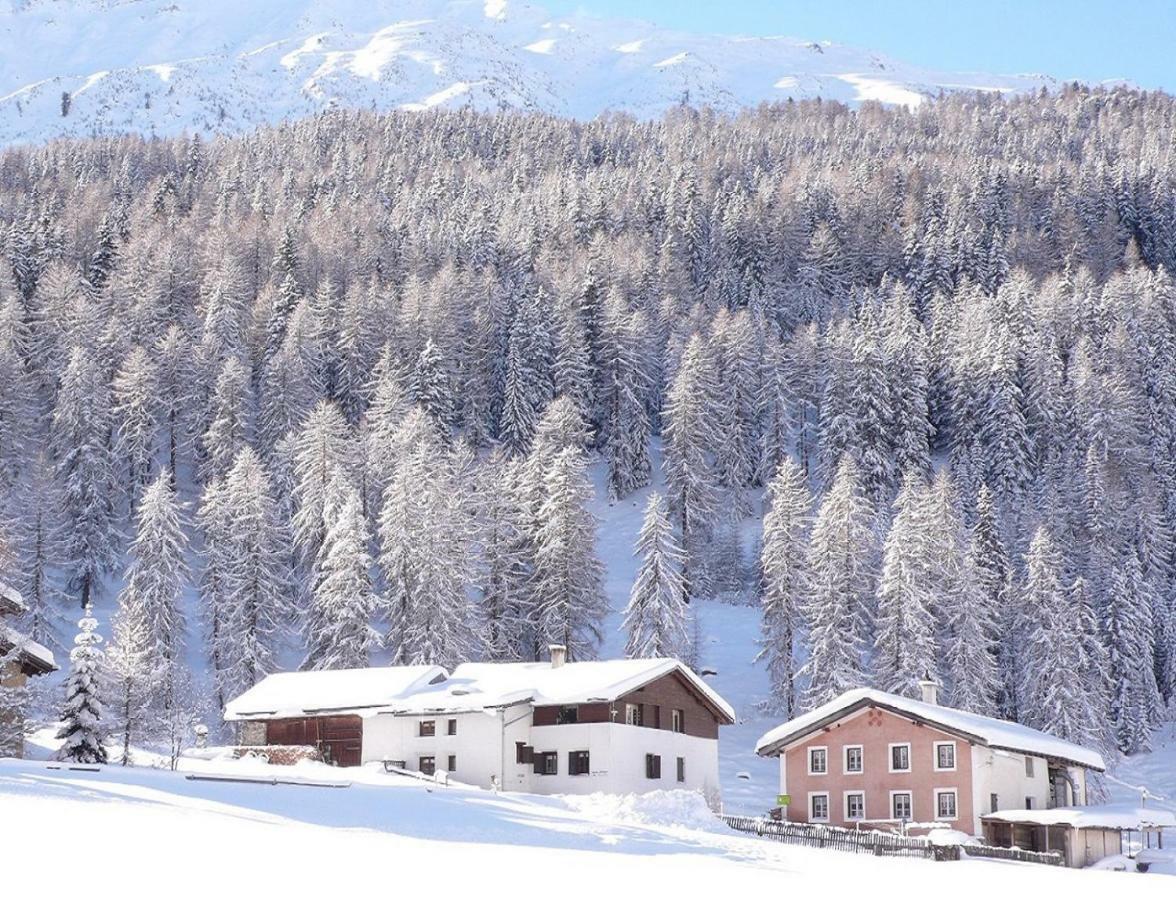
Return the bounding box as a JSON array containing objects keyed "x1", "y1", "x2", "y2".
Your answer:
[
  {"x1": 918, "y1": 675, "x2": 939, "y2": 706},
  {"x1": 549, "y1": 644, "x2": 567, "y2": 669}
]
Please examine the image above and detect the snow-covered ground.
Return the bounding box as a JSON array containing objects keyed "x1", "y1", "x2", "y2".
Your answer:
[
  {"x1": 2, "y1": 756, "x2": 1171, "y2": 898},
  {"x1": 0, "y1": 0, "x2": 1063, "y2": 143}
]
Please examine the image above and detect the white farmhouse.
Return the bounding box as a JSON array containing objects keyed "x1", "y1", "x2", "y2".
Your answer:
[{"x1": 225, "y1": 647, "x2": 735, "y2": 804}]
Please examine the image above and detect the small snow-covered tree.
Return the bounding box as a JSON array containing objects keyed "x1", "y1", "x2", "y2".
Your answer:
[
  {"x1": 624, "y1": 492, "x2": 689, "y2": 660},
  {"x1": 757, "y1": 458, "x2": 811, "y2": 717},
  {"x1": 57, "y1": 604, "x2": 107, "y2": 763}
]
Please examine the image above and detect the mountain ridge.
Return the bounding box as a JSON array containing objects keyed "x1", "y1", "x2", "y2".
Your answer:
[{"x1": 0, "y1": 0, "x2": 1062, "y2": 143}]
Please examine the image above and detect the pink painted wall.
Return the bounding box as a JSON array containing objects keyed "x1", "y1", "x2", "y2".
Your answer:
[{"x1": 783, "y1": 706, "x2": 975, "y2": 831}]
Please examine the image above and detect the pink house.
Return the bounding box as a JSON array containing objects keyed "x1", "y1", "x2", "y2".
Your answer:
[{"x1": 755, "y1": 683, "x2": 1105, "y2": 837}]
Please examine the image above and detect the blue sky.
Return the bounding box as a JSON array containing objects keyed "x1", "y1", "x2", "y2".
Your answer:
[{"x1": 543, "y1": 0, "x2": 1175, "y2": 91}]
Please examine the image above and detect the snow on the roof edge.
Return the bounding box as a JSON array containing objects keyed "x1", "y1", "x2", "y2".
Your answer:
[
  {"x1": 982, "y1": 803, "x2": 1176, "y2": 829},
  {"x1": 755, "y1": 687, "x2": 1104, "y2": 771},
  {"x1": 0, "y1": 622, "x2": 56, "y2": 671}
]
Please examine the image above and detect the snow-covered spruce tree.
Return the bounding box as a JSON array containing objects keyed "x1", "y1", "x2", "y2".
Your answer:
[
  {"x1": 971, "y1": 484, "x2": 1017, "y2": 718},
  {"x1": 52, "y1": 345, "x2": 118, "y2": 608},
  {"x1": 601, "y1": 301, "x2": 652, "y2": 500},
  {"x1": 215, "y1": 447, "x2": 292, "y2": 702},
  {"x1": 409, "y1": 337, "x2": 455, "y2": 438},
  {"x1": 1018, "y1": 528, "x2": 1108, "y2": 749},
  {"x1": 200, "y1": 355, "x2": 254, "y2": 485},
  {"x1": 624, "y1": 492, "x2": 689, "y2": 660},
  {"x1": 662, "y1": 333, "x2": 720, "y2": 601},
  {"x1": 872, "y1": 472, "x2": 939, "y2": 697},
  {"x1": 304, "y1": 471, "x2": 377, "y2": 671},
  {"x1": 709, "y1": 309, "x2": 761, "y2": 513},
  {"x1": 800, "y1": 455, "x2": 875, "y2": 709},
  {"x1": 498, "y1": 288, "x2": 555, "y2": 456},
  {"x1": 532, "y1": 446, "x2": 607, "y2": 660},
  {"x1": 757, "y1": 458, "x2": 811, "y2": 717},
  {"x1": 1104, "y1": 551, "x2": 1162, "y2": 754},
  {"x1": 57, "y1": 604, "x2": 107, "y2": 764},
  {"x1": 291, "y1": 401, "x2": 354, "y2": 572},
  {"x1": 120, "y1": 470, "x2": 188, "y2": 681}
]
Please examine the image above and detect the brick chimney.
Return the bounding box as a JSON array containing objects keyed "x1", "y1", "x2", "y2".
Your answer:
[{"x1": 549, "y1": 644, "x2": 567, "y2": 669}]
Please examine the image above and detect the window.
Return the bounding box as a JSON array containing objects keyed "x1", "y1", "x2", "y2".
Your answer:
[
  {"x1": 645, "y1": 753, "x2": 662, "y2": 779},
  {"x1": 808, "y1": 747, "x2": 828, "y2": 775},
  {"x1": 515, "y1": 742, "x2": 534, "y2": 765},
  {"x1": 556, "y1": 706, "x2": 579, "y2": 725},
  {"x1": 625, "y1": 703, "x2": 642, "y2": 726},
  {"x1": 676, "y1": 757, "x2": 686, "y2": 783},
  {"x1": 1025, "y1": 757, "x2": 1035, "y2": 777},
  {"x1": 569, "y1": 750, "x2": 590, "y2": 776},
  {"x1": 935, "y1": 789, "x2": 957, "y2": 820},
  {"x1": 1025, "y1": 797, "x2": 1034, "y2": 810},
  {"x1": 889, "y1": 743, "x2": 911, "y2": 773},
  {"x1": 891, "y1": 792, "x2": 912, "y2": 820},
  {"x1": 447, "y1": 755, "x2": 457, "y2": 772},
  {"x1": 535, "y1": 752, "x2": 558, "y2": 775},
  {"x1": 990, "y1": 793, "x2": 999, "y2": 813},
  {"x1": 419, "y1": 756, "x2": 436, "y2": 776},
  {"x1": 844, "y1": 745, "x2": 863, "y2": 774},
  {"x1": 447, "y1": 719, "x2": 457, "y2": 736},
  {"x1": 810, "y1": 793, "x2": 830, "y2": 821},
  {"x1": 419, "y1": 720, "x2": 436, "y2": 737},
  {"x1": 845, "y1": 792, "x2": 865, "y2": 820},
  {"x1": 934, "y1": 742, "x2": 956, "y2": 771},
  {"x1": 671, "y1": 708, "x2": 685, "y2": 733}
]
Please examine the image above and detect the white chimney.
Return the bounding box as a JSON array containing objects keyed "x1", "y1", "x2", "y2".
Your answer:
[
  {"x1": 918, "y1": 676, "x2": 939, "y2": 706},
  {"x1": 549, "y1": 644, "x2": 567, "y2": 669}
]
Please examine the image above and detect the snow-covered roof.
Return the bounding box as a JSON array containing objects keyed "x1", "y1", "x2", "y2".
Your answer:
[
  {"x1": 390, "y1": 658, "x2": 736, "y2": 722},
  {"x1": 0, "y1": 622, "x2": 56, "y2": 673},
  {"x1": 755, "y1": 688, "x2": 1105, "y2": 771},
  {"x1": 224, "y1": 666, "x2": 449, "y2": 721},
  {"x1": 982, "y1": 804, "x2": 1176, "y2": 830},
  {"x1": 0, "y1": 579, "x2": 26, "y2": 616}
]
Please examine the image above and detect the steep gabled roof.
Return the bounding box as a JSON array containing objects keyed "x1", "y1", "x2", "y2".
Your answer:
[
  {"x1": 755, "y1": 688, "x2": 1104, "y2": 771},
  {"x1": 223, "y1": 665, "x2": 449, "y2": 720},
  {"x1": 391, "y1": 658, "x2": 736, "y2": 723},
  {"x1": 0, "y1": 622, "x2": 57, "y2": 675}
]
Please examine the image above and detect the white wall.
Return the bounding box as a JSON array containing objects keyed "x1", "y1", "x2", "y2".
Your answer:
[
  {"x1": 360, "y1": 709, "x2": 721, "y2": 804},
  {"x1": 971, "y1": 745, "x2": 1053, "y2": 832}
]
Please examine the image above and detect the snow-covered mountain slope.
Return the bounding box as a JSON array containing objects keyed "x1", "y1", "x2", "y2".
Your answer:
[
  {"x1": 0, "y1": 0, "x2": 1059, "y2": 143},
  {"x1": 3, "y1": 759, "x2": 1170, "y2": 896}
]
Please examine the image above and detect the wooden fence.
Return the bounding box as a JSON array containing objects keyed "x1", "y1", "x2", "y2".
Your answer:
[
  {"x1": 961, "y1": 843, "x2": 1064, "y2": 866},
  {"x1": 719, "y1": 815, "x2": 957, "y2": 861}
]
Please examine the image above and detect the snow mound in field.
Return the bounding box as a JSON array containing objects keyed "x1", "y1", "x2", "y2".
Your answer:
[{"x1": 562, "y1": 790, "x2": 724, "y2": 832}]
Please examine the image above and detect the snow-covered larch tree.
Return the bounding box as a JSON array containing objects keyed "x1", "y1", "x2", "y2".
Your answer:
[{"x1": 624, "y1": 492, "x2": 689, "y2": 660}]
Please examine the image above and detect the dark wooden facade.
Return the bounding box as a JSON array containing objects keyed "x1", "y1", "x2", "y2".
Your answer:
[
  {"x1": 264, "y1": 715, "x2": 363, "y2": 767},
  {"x1": 531, "y1": 670, "x2": 729, "y2": 737}
]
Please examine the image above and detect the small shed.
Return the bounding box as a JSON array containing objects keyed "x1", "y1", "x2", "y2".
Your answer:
[{"x1": 981, "y1": 804, "x2": 1176, "y2": 868}]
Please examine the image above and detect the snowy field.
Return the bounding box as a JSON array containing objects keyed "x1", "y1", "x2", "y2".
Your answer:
[{"x1": 2, "y1": 757, "x2": 1171, "y2": 899}]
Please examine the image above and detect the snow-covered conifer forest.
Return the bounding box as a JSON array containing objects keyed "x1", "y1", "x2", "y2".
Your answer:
[{"x1": 2, "y1": 86, "x2": 1176, "y2": 761}]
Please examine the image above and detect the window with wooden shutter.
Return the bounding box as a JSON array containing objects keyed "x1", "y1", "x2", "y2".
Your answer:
[
  {"x1": 419, "y1": 756, "x2": 435, "y2": 776},
  {"x1": 419, "y1": 720, "x2": 436, "y2": 737},
  {"x1": 534, "y1": 752, "x2": 558, "y2": 775},
  {"x1": 645, "y1": 753, "x2": 661, "y2": 779},
  {"x1": 569, "y1": 750, "x2": 590, "y2": 775},
  {"x1": 515, "y1": 742, "x2": 534, "y2": 764}
]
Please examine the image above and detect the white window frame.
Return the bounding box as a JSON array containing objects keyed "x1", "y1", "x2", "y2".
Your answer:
[
  {"x1": 625, "y1": 703, "x2": 641, "y2": 726},
  {"x1": 671, "y1": 708, "x2": 684, "y2": 733},
  {"x1": 807, "y1": 745, "x2": 828, "y2": 776},
  {"x1": 933, "y1": 741, "x2": 957, "y2": 772},
  {"x1": 934, "y1": 788, "x2": 958, "y2": 821},
  {"x1": 843, "y1": 744, "x2": 864, "y2": 775},
  {"x1": 890, "y1": 790, "x2": 913, "y2": 821},
  {"x1": 844, "y1": 790, "x2": 866, "y2": 821},
  {"x1": 808, "y1": 791, "x2": 830, "y2": 822},
  {"x1": 888, "y1": 742, "x2": 912, "y2": 773}
]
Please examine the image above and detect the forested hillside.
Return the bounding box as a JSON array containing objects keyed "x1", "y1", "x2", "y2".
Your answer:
[{"x1": 2, "y1": 87, "x2": 1175, "y2": 762}]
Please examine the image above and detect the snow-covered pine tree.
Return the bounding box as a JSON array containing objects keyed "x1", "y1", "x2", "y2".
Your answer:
[
  {"x1": 304, "y1": 471, "x2": 377, "y2": 671},
  {"x1": 624, "y1": 492, "x2": 689, "y2": 660},
  {"x1": 532, "y1": 446, "x2": 607, "y2": 660},
  {"x1": 52, "y1": 345, "x2": 118, "y2": 608},
  {"x1": 873, "y1": 472, "x2": 939, "y2": 697},
  {"x1": 757, "y1": 458, "x2": 811, "y2": 716},
  {"x1": 1104, "y1": 551, "x2": 1162, "y2": 754},
  {"x1": 56, "y1": 603, "x2": 107, "y2": 764},
  {"x1": 800, "y1": 455, "x2": 875, "y2": 709}
]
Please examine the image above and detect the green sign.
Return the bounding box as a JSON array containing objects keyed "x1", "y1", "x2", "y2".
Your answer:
[{"x1": 776, "y1": 794, "x2": 791, "y2": 806}]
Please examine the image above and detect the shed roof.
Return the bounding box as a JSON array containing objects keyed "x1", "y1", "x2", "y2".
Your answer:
[
  {"x1": 755, "y1": 687, "x2": 1104, "y2": 771},
  {"x1": 223, "y1": 665, "x2": 448, "y2": 720},
  {"x1": 982, "y1": 804, "x2": 1176, "y2": 830},
  {"x1": 390, "y1": 658, "x2": 736, "y2": 722},
  {"x1": 0, "y1": 622, "x2": 57, "y2": 674}
]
